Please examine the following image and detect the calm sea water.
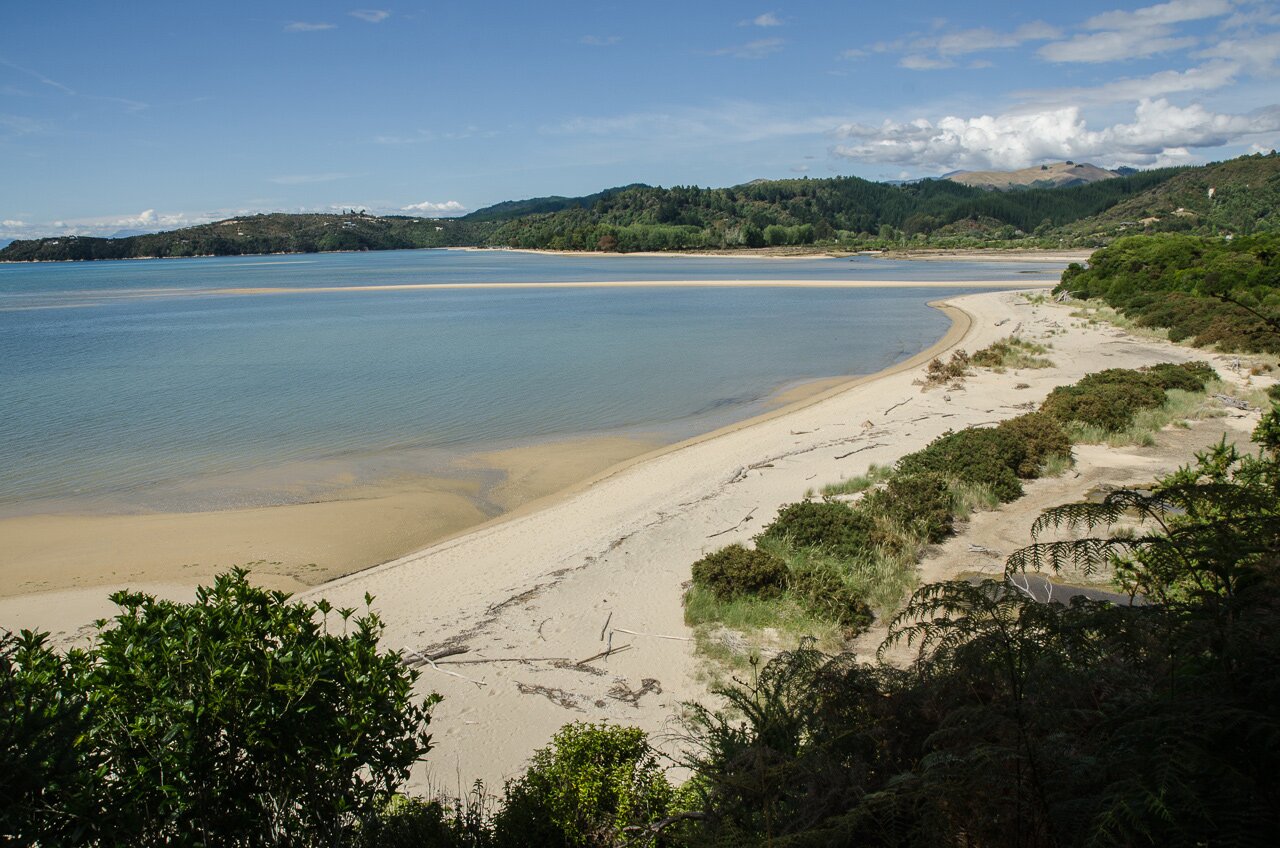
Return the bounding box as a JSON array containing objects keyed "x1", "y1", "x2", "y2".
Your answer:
[{"x1": 0, "y1": 249, "x2": 1060, "y2": 514}]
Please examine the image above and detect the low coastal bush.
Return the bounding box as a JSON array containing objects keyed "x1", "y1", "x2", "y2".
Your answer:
[
  {"x1": 863, "y1": 472, "x2": 954, "y2": 543},
  {"x1": 690, "y1": 544, "x2": 788, "y2": 600},
  {"x1": 897, "y1": 427, "x2": 1026, "y2": 502},
  {"x1": 1144, "y1": 360, "x2": 1217, "y2": 391},
  {"x1": 757, "y1": 500, "x2": 880, "y2": 559},
  {"x1": 997, "y1": 412, "x2": 1073, "y2": 476},
  {"x1": 1041, "y1": 368, "x2": 1168, "y2": 431}
]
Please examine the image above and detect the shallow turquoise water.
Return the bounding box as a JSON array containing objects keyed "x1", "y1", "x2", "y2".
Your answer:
[{"x1": 0, "y1": 249, "x2": 1059, "y2": 514}]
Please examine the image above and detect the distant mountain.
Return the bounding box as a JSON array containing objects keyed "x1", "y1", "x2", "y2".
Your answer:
[
  {"x1": 946, "y1": 161, "x2": 1119, "y2": 191},
  {"x1": 463, "y1": 185, "x2": 647, "y2": 222}
]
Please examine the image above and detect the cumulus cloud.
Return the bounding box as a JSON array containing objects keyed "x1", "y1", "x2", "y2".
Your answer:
[
  {"x1": 2, "y1": 219, "x2": 26, "y2": 227},
  {"x1": 400, "y1": 200, "x2": 468, "y2": 216},
  {"x1": 832, "y1": 98, "x2": 1280, "y2": 171},
  {"x1": 711, "y1": 38, "x2": 784, "y2": 59},
  {"x1": 740, "y1": 12, "x2": 782, "y2": 27},
  {"x1": 349, "y1": 9, "x2": 390, "y2": 23},
  {"x1": 1040, "y1": 31, "x2": 1197, "y2": 63},
  {"x1": 284, "y1": 21, "x2": 335, "y2": 32}
]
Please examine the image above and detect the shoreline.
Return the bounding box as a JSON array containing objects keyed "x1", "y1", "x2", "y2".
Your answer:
[
  {"x1": 0, "y1": 295, "x2": 972, "y2": 608},
  {"x1": 3, "y1": 285, "x2": 1249, "y2": 790}
]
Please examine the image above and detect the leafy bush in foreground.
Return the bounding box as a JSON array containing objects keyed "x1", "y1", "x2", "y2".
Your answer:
[
  {"x1": 493, "y1": 722, "x2": 675, "y2": 848},
  {"x1": 1144, "y1": 360, "x2": 1217, "y2": 392},
  {"x1": 757, "y1": 500, "x2": 880, "y2": 559},
  {"x1": 0, "y1": 569, "x2": 438, "y2": 846},
  {"x1": 691, "y1": 544, "x2": 788, "y2": 599}
]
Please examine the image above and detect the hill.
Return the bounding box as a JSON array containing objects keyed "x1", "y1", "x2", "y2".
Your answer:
[
  {"x1": 1060, "y1": 152, "x2": 1280, "y2": 239},
  {"x1": 462, "y1": 184, "x2": 648, "y2": 222},
  {"x1": 0, "y1": 212, "x2": 496, "y2": 262},
  {"x1": 946, "y1": 161, "x2": 1119, "y2": 190}
]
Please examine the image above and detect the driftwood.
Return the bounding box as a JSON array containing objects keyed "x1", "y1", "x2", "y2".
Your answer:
[
  {"x1": 600, "y1": 610, "x2": 613, "y2": 641},
  {"x1": 835, "y1": 442, "x2": 884, "y2": 460},
  {"x1": 613, "y1": 627, "x2": 693, "y2": 642},
  {"x1": 884, "y1": 398, "x2": 911, "y2": 415},
  {"x1": 1213, "y1": 393, "x2": 1252, "y2": 410},
  {"x1": 707, "y1": 507, "x2": 757, "y2": 538},
  {"x1": 576, "y1": 643, "x2": 632, "y2": 666}
]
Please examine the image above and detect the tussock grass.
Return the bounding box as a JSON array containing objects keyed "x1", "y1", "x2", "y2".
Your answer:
[
  {"x1": 972, "y1": 336, "x2": 1055, "y2": 371},
  {"x1": 821, "y1": 463, "x2": 892, "y2": 497},
  {"x1": 1040, "y1": 452, "x2": 1075, "y2": 478}
]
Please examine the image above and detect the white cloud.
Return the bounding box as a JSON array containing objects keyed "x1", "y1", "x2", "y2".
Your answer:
[
  {"x1": 832, "y1": 98, "x2": 1280, "y2": 171},
  {"x1": 1083, "y1": 0, "x2": 1233, "y2": 31},
  {"x1": 1197, "y1": 30, "x2": 1280, "y2": 74},
  {"x1": 711, "y1": 38, "x2": 784, "y2": 59},
  {"x1": 580, "y1": 35, "x2": 621, "y2": 46},
  {"x1": 2, "y1": 219, "x2": 26, "y2": 227},
  {"x1": 1040, "y1": 31, "x2": 1197, "y2": 63},
  {"x1": 740, "y1": 12, "x2": 782, "y2": 27},
  {"x1": 284, "y1": 21, "x2": 336, "y2": 32},
  {"x1": 1018, "y1": 60, "x2": 1239, "y2": 105},
  {"x1": 400, "y1": 200, "x2": 468, "y2": 216},
  {"x1": 268, "y1": 172, "x2": 354, "y2": 185},
  {"x1": 900, "y1": 54, "x2": 954, "y2": 70},
  {"x1": 349, "y1": 9, "x2": 390, "y2": 23}
]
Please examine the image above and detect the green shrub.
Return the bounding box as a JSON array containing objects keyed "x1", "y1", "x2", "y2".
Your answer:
[
  {"x1": 922, "y1": 349, "x2": 971, "y2": 387},
  {"x1": 971, "y1": 336, "x2": 1053, "y2": 370},
  {"x1": 85, "y1": 569, "x2": 438, "y2": 845},
  {"x1": 0, "y1": 631, "x2": 97, "y2": 846},
  {"x1": 493, "y1": 723, "x2": 674, "y2": 848},
  {"x1": 691, "y1": 544, "x2": 788, "y2": 599},
  {"x1": 1144, "y1": 361, "x2": 1217, "y2": 392},
  {"x1": 757, "y1": 500, "x2": 879, "y2": 559},
  {"x1": 1040, "y1": 368, "x2": 1167, "y2": 431},
  {"x1": 997, "y1": 412, "x2": 1073, "y2": 477},
  {"x1": 897, "y1": 428, "x2": 1026, "y2": 502},
  {"x1": 1269, "y1": 383, "x2": 1280, "y2": 402},
  {"x1": 864, "y1": 473, "x2": 954, "y2": 543}
]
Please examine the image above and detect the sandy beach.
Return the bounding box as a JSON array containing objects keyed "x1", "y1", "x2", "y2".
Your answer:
[{"x1": 0, "y1": 282, "x2": 1267, "y2": 795}]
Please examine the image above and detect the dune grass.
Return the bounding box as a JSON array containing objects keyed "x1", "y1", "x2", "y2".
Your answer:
[{"x1": 821, "y1": 463, "x2": 892, "y2": 497}]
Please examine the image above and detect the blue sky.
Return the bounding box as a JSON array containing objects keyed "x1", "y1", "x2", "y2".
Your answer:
[{"x1": 2, "y1": 0, "x2": 1278, "y2": 239}]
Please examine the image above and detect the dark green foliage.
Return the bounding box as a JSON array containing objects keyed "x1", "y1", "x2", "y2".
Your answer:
[
  {"x1": 864, "y1": 473, "x2": 954, "y2": 543},
  {"x1": 0, "y1": 569, "x2": 438, "y2": 846},
  {"x1": 361, "y1": 788, "x2": 495, "y2": 848},
  {"x1": 681, "y1": 409, "x2": 1280, "y2": 847},
  {"x1": 897, "y1": 426, "x2": 1026, "y2": 501},
  {"x1": 0, "y1": 632, "x2": 97, "y2": 846},
  {"x1": 757, "y1": 500, "x2": 879, "y2": 559},
  {"x1": 1058, "y1": 231, "x2": 1280, "y2": 354},
  {"x1": 492, "y1": 722, "x2": 674, "y2": 848},
  {"x1": 690, "y1": 544, "x2": 789, "y2": 599},
  {"x1": 1040, "y1": 367, "x2": 1168, "y2": 431},
  {"x1": 997, "y1": 412, "x2": 1072, "y2": 476},
  {"x1": 1143, "y1": 360, "x2": 1217, "y2": 391}
]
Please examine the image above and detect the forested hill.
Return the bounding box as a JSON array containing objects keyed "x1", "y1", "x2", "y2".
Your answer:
[
  {"x1": 0, "y1": 212, "x2": 495, "y2": 262},
  {"x1": 481, "y1": 167, "x2": 1181, "y2": 251},
  {"x1": 5, "y1": 154, "x2": 1278, "y2": 261}
]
